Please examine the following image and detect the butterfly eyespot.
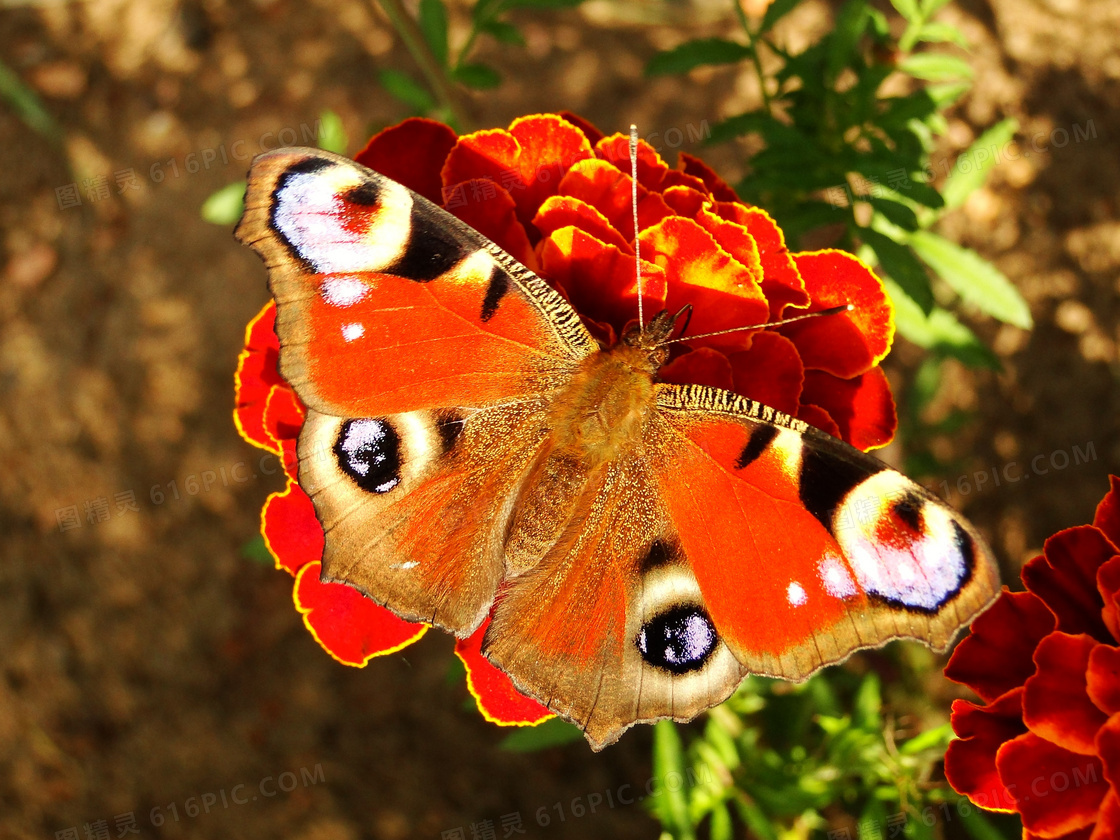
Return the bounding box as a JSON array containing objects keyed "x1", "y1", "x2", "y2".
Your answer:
[
  {"x1": 636, "y1": 605, "x2": 718, "y2": 674},
  {"x1": 333, "y1": 418, "x2": 402, "y2": 494},
  {"x1": 434, "y1": 409, "x2": 467, "y2": 454}
]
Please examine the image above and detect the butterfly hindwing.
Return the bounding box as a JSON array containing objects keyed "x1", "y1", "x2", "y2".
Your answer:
[{"x1": 235, "y1": 148, "x2": 597, "y2": 419}]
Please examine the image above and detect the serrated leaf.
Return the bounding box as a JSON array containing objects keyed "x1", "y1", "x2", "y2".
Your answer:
[
  {"x1": 867, "y1": 196, "x2": 920, "y2": 230},
  {"x1": 887, "y1": 280, "x2": 1001, "y2": 368},
  {"x1": 498, "y1": 717, "x2": 584, "y2": 751},
  {"x1": 315, "y1": 109, "x2": 348, "y2": 154},
  {"x1": 941, "y1": 118, "x2": 1018, "y2": 209},
  {"x1": 201, "y1": 180, "x2": 246, "y2": 225},
  {"x1": 378, "y1": 68, "x2": 435, "y2": 113},
  {"x1": 909, "y1": 230, "x2": 1032, "y2": 327},
  {"x1": 419, "y1": 0, "x2": 449, "y2": 67},
  {"x1": 479, "y1": 19, "x2": 525, "y2": 45},
  {"x1": 918, "y1": 20, "x2": 970, "y2": 47},
  {"x1": 453, "y1": 62, "x2": 501, "y2": 89},
  {"x1": 651, "y1": 721, "x2": 694, "y2": 839},
  {"x1": 899, "y1": 52, "x2": 974, "y2": 81},
  {"x1": 860, "y1": 227, "x2": 933, "y2": 313},
  {"x1": 646, "y1": 38, "x2": 752, "y2": 77}
]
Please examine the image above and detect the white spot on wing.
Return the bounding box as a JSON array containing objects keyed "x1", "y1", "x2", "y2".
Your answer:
[
  {"x1": 322, "y1": 276, "x2": 368, "y2": 306},
  {"x1": 341, "y1": 322, "x2": 364, "y2": 341},
  {"x1": 390, "y1": 561, "x2": 419, "y2": 570},
  {"x1": 819, "y1": 555, "x2": 858, "y2": 598},
  {"x1": 787, "y1": 581, "x2": 807, "y2": 607}
]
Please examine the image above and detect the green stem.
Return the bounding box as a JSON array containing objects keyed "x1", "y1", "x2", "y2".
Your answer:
[
  {"x1": 734, "y1": 3, "x2": 772, "y2": 115},
  {"x1": 373, "y1": 0, "x2": 468, "y2": 128}
]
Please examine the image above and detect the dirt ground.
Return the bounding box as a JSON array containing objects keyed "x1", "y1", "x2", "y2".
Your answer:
[{"x1": 1, "y1": 0, "x2": 1118, "y2": 838}]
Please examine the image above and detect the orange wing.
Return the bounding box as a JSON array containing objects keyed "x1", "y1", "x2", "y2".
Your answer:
[
  {"x1": 648, "y1": 384, "x2": 1000, "y2": 681},
  {"x1": 235, "y1": 148, "x2": 596, "y2": 418}
]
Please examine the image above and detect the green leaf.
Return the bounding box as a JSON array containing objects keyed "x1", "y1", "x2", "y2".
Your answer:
[
  {"x1": 909, "y1": 230, "x2": 1032, "y2": 327},
  {"x1": 941, "y1": 118, "x2": 1018, "y2": 209},
  {"x1": 707, "y1": 802, "x2": 733, "y2": 840},
  {"x1": 887, "y1": 280, "x2": 1001, "y2": 368},
  {"x1": 0, "y1": 58, "x2": 61, "y2": 142},
  {"x1": 927, "y1": 80, "x2": 971, "y2": 108},
  {"x1": 498, "y1": 717, "x2": 584, "y2": 751},
  {"x1": 651, "y1": 721, "x2": 694, "y2": 839},
  {"x1": 957, "y1": 805, "x2": 1011, "y2": 840},
  {"x1": 860, "y1": 227, "x2": 933, "y2": 313},
  {"x1": 853, "y1": 672, "x2": 882, "y2": 729},
  {"x1": 921, "y1": 0, "x2": 955, "y2": 14},
  {"x1": 899, "y1": 52, "x2": 974, "y2": 82},
  {"x1": 315, "y1": 109, "x2": 348, "y2": 154},
  {"x1": 201, "y1": 180, "x2": 246, "y2": 225},
  {"x1": 917, "y1": 20, "x2": 970, "y2": 47},
  {"x1": 646, "y1": 38, "x2": 752, "y2": 77},
  {"x1": 867, "y1": 196, "x2": 920, "y2": 230},
  {"x1": 888, "y1": 0, "x2": 920, "y2": 20},
  {"x1": 759, "y1": 0, "x2": 801, "y2": 33},
  {"x1": 899, "y1": 722, "x2": 953, "y2": 755},
  {"x1": 419, "y1": 0, "x2": 449, "y2": 67},
  {"x1": 453, "y1": 63, "x2": 502, "y2": 89},
  {"x1": 377, "y1": 68, "x2": 435, "y2": 113},
  {"x1": 239, "y1": 533, "x2": 272, "y2": 565},
  {"x1": 826, "y1": 0, "x2": 870, "y2": 85},
  {"x1": 479, "y1": 19, "x2": 525, "y2": 45}
]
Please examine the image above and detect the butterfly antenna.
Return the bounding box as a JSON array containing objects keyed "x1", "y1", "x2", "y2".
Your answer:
[
  {"x1": 630, "y1": 124, "x2": 644, "y2": 337},
  {"x1": 673, "y1": 304, "x2": 694, "y2": 339},
  {"x1": 663, "y1": 304, "x2": 853, "y2": 345}
]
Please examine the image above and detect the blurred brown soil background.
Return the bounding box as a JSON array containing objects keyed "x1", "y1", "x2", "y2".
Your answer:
[{"x1": 0, "y1": 0, "x2": 1117, "y2": 838}]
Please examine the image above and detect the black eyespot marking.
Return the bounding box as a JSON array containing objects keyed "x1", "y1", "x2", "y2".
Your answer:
[
  {"x1": 345, "y1": 180, "x2": 382, "y2": 207},
  {"x1": 386, "y1": 203, "x2": 473, "y2": 282},
  {"x1": 481, "y1": 266, "x2": 511, "y2": 322},
  {"x1": 736, "y1": 425, "x2": 778, "y2": 470},
  {"x1": 334, "y1": 419, "x2": 402, "y2": 494},
  {"x1": 799, "y1": 435, "x2": 886, "y2": 532},
  {"x1": 637, "y1": 606, "x2": 717, "y2": 674},
  {"x1": 952, "y1": 519, "x2": 976, "y2": 586},
  {"x1": 435, "y1": 410, "x2": 466, "y2": 454},
  {"x1": 893, "y1": 492, "x2": 924, "y2": 532}
]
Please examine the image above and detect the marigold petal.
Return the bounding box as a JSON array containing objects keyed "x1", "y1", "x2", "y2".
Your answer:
[
  {"x1": 1024, "y1": 632, "x2": 1109, "y2": 755},
  {"x1": 727, "y1": 331, "x2": 804, "y2": 417},
  {"x1": 354, "y1": 117, "x2": 457, "y2": 205},
  {"x1": 660, "y1": 347, "x2": 734, "y2": 391},
  {"x1": 262, "y1": 385, "x2": 304, "y2": 476},
  {"x1": 641, "y1": 216, "x2": 769, "y2": 350},
  {"x1": 1025, "y1": 525, "x2": 1116, "y2": 640},
  {"x1": 1094, "y1": 476, "x2": 1120, "y2": 550},
  {"x1": 1099, "y1": 556, "x2": 1120, "y2": 641},
  {"x1": 662, "y1": 185, "x2": 710, "y2": 219},
  {"x1": 558, "y1": 159, "x2": 644, "y2": 241},
  {"x1": 509, "y1": 114, "x2": 595, "y2": 224},
  {"x1": 944, "y1": 588, "x2": 1057, "y2": 702},
  {"x1": 660, "y1": 169, "x2": 710, "y2": 193},
  {"x1": 540, "y1": 226, "x2": 667, "y2": 330},
  {"x1": 679, "y1": 152, "x2": 739, "y2": 201},
  {"x1": 293, "y1": 561, "x2": 427, "y2": 666},
  {"x1": 262, "y1": 480, "x2": 323, "y2": 576},
  {"x1": 798, "y1": 403, "x2": 841, "y2": 438},
  {"x1": 447, "y1": 178, "x2": 536, "y2": 270},
  {"x1": 997, "y1": 732, "x2": 1108, "y2": 837},
  {"x1": 455, "y1": 618, "x2": 553, "y2": 726},
  {"x1": 1098, "y1": 714, "x2": 1120, "y2": 798},
  {"x1": 234, "y1": 303, "x2": 284, "y2": 453},
  {"x1": 944, "y1": 689, "x2": 1027, "y2": 812},
  {"x1": 1089, "y1": 790, "x2": 1120, "y2": 840},
  {"x1": 533, "y1": 195, "x2": 631, "y2": 252},
  {"x1": 595, "y1": 134, "x2": 669, "y2": 192},
  {"x1": 712, "y1": 203, "x2": 809, "y2": 318},
  {"x1": 557, "y1": 111, "x2": 605, "y2": 145},
  {"x1": 1088, "y1": 645, "x2": 1120, "y2": 716},
  {"x1": 779, "y1": 250, "x2": 893, "y2": 377},
  {"x1": 695, "y1": 208, "x2": 765, "y2": 294},
  {"x1": 801, "y1": 367, "x2": 897, "y2": 451}
]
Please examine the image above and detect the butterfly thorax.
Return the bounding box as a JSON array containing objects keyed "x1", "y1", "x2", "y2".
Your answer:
[{"x1": 503, "y1": 328, "x2": 666, "y2": 573}]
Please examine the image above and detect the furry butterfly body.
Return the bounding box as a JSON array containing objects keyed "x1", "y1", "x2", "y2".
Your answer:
[{"x1": 236, "y1": 147, "x2": 1000, "y2": 749}]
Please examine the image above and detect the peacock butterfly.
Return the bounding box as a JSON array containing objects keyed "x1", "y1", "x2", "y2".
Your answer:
[{"x1": 235, "y1": 145, "x2": 1000, "y2": 749}]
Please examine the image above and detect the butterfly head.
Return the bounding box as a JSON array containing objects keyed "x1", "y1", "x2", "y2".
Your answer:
[{"x1": 621, "y1": 308, "x2": 688, "y2": 372}]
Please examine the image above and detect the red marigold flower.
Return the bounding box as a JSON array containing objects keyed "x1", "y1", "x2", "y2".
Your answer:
[
  {"x1": 234, "y1": 113, "x2": 899, "y2": 728},
  {"x1": 945, "y1": 475, "x2": 1120, "y2": 839}
]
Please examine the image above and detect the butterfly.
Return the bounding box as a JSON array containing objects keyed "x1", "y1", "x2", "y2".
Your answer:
[{"x1": 235, "y1": 146, "x2": 1000, "y2": 750}]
